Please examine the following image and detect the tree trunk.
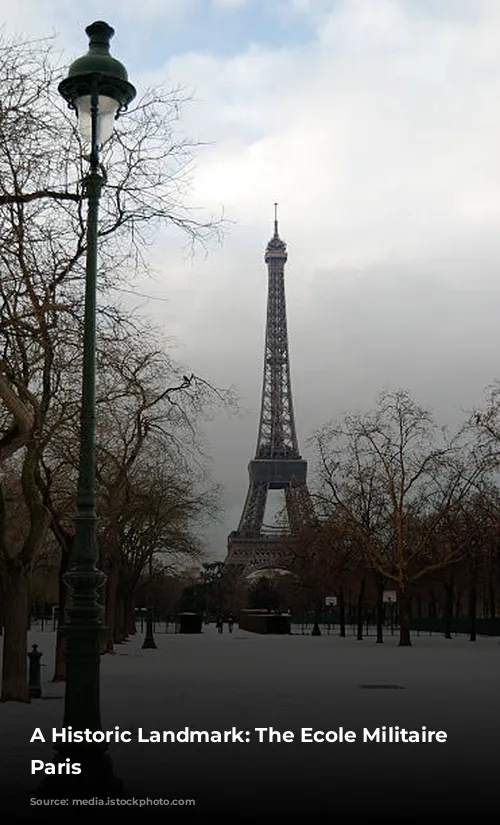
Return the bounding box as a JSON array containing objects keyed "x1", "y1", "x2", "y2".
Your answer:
[
  {"x1": 113, "y1": 599, "x2": 123, "y2": 644},
  {"x1": 114, "y1": 574, "x2": 138, "y2": 644},
  {"x1": 444, "y1": 576, "x2": 453, "y2": 640},
  {"x1": 356, "y1": 575, "x2": 366, "y2": 641},
  {"x1": 375, "y1": 574, "x2": 384, "y2": 644},
  {"x1": 398, "y1": 589, "x2": 412, "y2": 647},
  {"x1": 468, "y1": 574, "x2": 477, "y2": 643},
  {"x1": 126, "y1": 597, "x2": 135, "y2": 635},
  {"x1": 1, "y1": 565, "x2": 30, "y2": 702},
  {"x1": 127, "y1": 594, "x2": 136, "y2": 635},
  {"x1": 114, "y1": 589, "x2": 128, "y2": 644},
  {"x1": 52, "y1": 548, "x2": 69, "y2": 681},
  {"x1": 489, "y1": 584, "x2": 496, "y2": 620},
  {"x1": 118, "y1": 588, "x2": 134, "y2": 641},
  {"x1": 105, "y1": 565, "x2": 119, "y2": 652},
  {"x1": 338, "y1": 586, "x2": 346, "y2": 638},
  {"x1": 1, "y1": 445, "x2": 51, "y2": 700}
]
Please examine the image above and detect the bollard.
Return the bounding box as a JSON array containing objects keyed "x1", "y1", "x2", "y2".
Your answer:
[{"x1": 28, "y1": 643, "x2": 43, "y2": 699}]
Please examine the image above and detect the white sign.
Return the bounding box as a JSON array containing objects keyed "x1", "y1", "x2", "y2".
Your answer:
[
  {"x1": 383, "y1": 591, "x2": 397, "y2": 604},
  {"x1": 325, "y1": 596, "x2": 337, "y2": 607}
]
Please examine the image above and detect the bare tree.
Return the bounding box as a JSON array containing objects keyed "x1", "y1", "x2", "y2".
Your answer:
[
  {"x1": 0, "y1": 31, "x2": 226, "y2": 701},
  {"x1": 40, "y1": 315, "x2": 230, "y2": 674},
  {"x1": 312, "y1": 389, "x2": 488, "y2": 646}
]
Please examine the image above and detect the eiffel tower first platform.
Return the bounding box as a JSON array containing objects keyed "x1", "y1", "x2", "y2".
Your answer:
[{"x1": 225, "y1": 206, "x2": 311, "y2": 579}]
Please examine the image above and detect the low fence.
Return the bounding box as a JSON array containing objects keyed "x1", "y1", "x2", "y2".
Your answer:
[
  {"x1": 27, "y1": 615, "x2": 181, "y2": 634},
  {"x1": 27, "y1": 613, "x2": 500, "y2": 638},
  {"x1": 409, "y1": 617, "x2": 500, "y2": 636},
  {"x1": 291, "y1": 619, "x2": 386, "y2": 636},
  {"x1": 135, "y1": 616, "x2": 179, "y2": 634},
  {"x1": 28, "y1": 615, "x2": 59, "y2": 633},
  {"x1": 289, "y1": 610, "x2": 500, "y2": 637}
]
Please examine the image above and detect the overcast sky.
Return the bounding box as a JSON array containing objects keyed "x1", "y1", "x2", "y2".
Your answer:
[{"x1": 3, "y1": 0, "x2": 500, "y2": 559}]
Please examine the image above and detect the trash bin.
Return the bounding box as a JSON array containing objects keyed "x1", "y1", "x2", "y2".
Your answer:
[{"x1": 178, "y1": 612, "x2": 203, "y2": 634}]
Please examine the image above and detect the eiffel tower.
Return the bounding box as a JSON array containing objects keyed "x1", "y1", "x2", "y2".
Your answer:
[{"x1": 225, "y1": 206, "x2": 311, "y2": 578}]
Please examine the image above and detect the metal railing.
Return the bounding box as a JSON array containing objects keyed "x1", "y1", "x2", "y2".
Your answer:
[{"x1": 28, "y1": 612, "x2": 500, "y2": 637}]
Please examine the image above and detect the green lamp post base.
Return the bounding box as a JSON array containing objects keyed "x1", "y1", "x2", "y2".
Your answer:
[{"x1": 142, "y1": 607, "x2": 157, "y2": 649}]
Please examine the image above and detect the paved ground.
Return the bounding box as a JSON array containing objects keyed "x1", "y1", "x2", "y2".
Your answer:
[{"x1": 1, "y1": 625, "x2": 499, "y2": 820}]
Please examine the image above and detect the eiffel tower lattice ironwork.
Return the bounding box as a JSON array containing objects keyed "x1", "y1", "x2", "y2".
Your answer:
[{"x1": 225, "y1": 206, "x2": 311, "y2": 578}]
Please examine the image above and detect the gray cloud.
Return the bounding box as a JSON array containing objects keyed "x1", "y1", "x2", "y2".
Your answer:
[
  {"x1": 133, "y1": 2, "x2": 500, "y2": 556},
  {"x1": 3, "y1": 0, "x2": 500, "y2": 558}
]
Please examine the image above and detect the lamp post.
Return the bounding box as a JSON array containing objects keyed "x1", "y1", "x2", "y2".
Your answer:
[
  {"x1": 42, "y1": 21, "x2": 135, "y2": 793},
  {"x1": 142, "y1": 554, "x2": 157, "y2": 649}
]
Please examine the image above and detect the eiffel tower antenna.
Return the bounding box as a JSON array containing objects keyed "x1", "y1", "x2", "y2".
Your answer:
[{"x1": 225, "y1": 208, "x2": 312, "y2": 579}]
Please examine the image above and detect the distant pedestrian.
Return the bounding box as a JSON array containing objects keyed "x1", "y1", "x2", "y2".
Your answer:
[
  {"x1": 228, "y1": 614, "x2": 234, "y2": 634},
  {"x1": 216, "y1": 614, "x2": 223, "y2": 634}
]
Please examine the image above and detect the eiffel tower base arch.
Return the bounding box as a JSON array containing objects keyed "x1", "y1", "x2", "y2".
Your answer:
[{"x1": 225, "y1": 533, "x2": 292, "y2": 581}]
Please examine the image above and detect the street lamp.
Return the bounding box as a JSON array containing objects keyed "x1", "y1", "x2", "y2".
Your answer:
[
  {"x1": 142, "y1": 554, "x2": 157, "y2": 649},
  {"x1": 43, "y1": 21, "x2": 135, "y2": 794}
]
